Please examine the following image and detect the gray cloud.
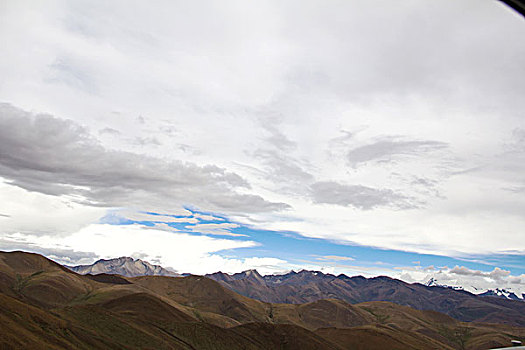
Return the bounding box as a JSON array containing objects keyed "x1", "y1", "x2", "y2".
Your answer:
[
  {"x1": 130, "y1": 136, "x2": 162, "y2": 146},
  {"x1": 279, "y1": 1, "x2": 525, "y2": 117},
  {"x1": 328, "y1": 130, "x2": 356, "y2": 147},
  {"x1": 254, "y1": 149, "x2": 314, "y2": 184},
  {"x1": 187, "y1": 222, "x2": 246, "y2": 237},
  {"x1": 503, "y1": 186, "x2": 525, "y2": 194},
  {"x1": 512, "y1": 128, "x2": 525, "y2": 147},
  {"x1": 0, "y1": 0, "x2": 524, "y2": 259},
  {"x1": 47, "y1": 57, "x2": 98, "y2": 94},
  {"x1": 0, "y1": 103, "x2": 289, "y2": 214},
  {"x1": 260, "y1": 118, "x2": 296, "y2": 152},
  {"x1": 449, "y1": 266, "x2": 511, "y2": 280},
  {"x1": 99, "y1": 127, "x2": 120, "y2": 135},
  {"x1": 310, "y1": 181, "x2": 416, "y2": 210},
  {"x1": 347, "y1": 139, "x2": 448, "y2": 167},
  {"x1": 0, "y1": 236, "x2": 98, "y2": 266},
  {"x1": 251, "y1": 116, "x2": 315, "y2": 192}
]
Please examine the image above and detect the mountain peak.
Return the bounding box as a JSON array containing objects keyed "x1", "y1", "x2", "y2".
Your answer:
[{"x1": 68, "y1": 256, "x2": 179, "y2": 278}]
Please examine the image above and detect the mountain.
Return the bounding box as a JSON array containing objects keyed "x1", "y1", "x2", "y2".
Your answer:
[
  {"x1": 478, "y1": 288, "x2": 523, "y2": 300},
  {"x1": 206, "y1": 269, "x2": 525, "y2": 327},
  {"x1": 426, "y1": 277, "x2": 524, "y2": 301},
  {"x1": 1, "y1": 251, "x2": 525, "y2": 349},
  {"x1": 67, "y1": 256, "x2": 179, "y2": 277}
]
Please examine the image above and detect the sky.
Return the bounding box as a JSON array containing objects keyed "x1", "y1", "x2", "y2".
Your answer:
[{"x1": 0, "y1": 0, "x2": 524, "y2": 293}]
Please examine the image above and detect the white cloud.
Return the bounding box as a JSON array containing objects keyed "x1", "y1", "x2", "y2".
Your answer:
[
  {"x1": 192, "y1": 213, "x2": 224, "y2": 221},
  {"x1": 449, "y1": 266, "x2": 511, "y2": 280},
  {"x1": 0, "y1": 223, "x2": 290, "y2": 275},
  {"x1": 191, "y1": 223, "x2": 240, "y2": 230},
  {"x1": 0, "y1": 180, "x2": 105, "y2": 236},
  {"x1": 188, "y1": 222, "x2": 245, "y2": 237},
  {"x1": 0, "y1": 0, "x2": 524, "y2": 261},
  {"x1": 116, "y1": 210, "x2": 198, "y2": 224},
  {"x1": 394, "y1": 264, "x2": 525, "y2": 297},
  {"x1": 315, "y1": 255, "x2": 355, "y2": 262}
]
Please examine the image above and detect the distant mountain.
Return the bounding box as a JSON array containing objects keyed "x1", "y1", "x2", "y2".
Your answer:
[
  {"x1": 67, "y1": 256, "x2": 179, "y2": 277},
  {"x1": 206, "y1": 269, "x2": 525, "y2": 326},
  {"x1": 478, "y1": 288, "x2": 523, "y2": 300},
  {"x1": 1, "y1": 250, "x2": 524, "y2": 350},
  {"x1": 426, "y1": 277, "x2": 524, "y2": 301}
]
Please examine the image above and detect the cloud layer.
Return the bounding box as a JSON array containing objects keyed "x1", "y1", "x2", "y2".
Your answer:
[
  {"x1": 397, "y1": 264, "x2": 525, "y2": 297},
  {"x1": 0, "y1": 223, "x2": 288, "y2": 275},
  {"x1": 0, "y1": 0, "x2": 524, "y2": 267},
  {"x1": 0, "y1": 104, "x2": 288, "y2": 214}
]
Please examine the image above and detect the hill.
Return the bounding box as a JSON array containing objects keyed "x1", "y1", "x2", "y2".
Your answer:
[{"x1": 1, "y1": 251, "x2": 524, "y2": 349}]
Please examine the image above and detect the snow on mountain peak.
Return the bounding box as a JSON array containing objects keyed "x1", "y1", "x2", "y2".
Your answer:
[{"x1": 425, "y1": 277, "x2": 523, "y2": 301}]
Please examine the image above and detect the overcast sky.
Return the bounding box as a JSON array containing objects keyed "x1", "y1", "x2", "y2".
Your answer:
[{"x1": 0, "y1": 0, "x2": 524, "y2": 291}]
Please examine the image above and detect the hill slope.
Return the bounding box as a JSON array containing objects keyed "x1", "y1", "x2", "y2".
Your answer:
[{"x1": 1, "y1": 251, "x2": 524, "y2": 349}]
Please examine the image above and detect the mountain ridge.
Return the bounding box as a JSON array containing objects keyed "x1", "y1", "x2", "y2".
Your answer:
[
  {"x1": 1, "y1": 251, "x2": 525, "y2": 349},
  {"x1": 205, "y1": 269, "x2": 525, "y2": 327},
  {"x1": 67, "y1": 256, "x2": 524, "y2": 304}
]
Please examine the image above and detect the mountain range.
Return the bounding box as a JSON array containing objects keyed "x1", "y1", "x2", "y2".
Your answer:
[
  {"x1": 1, "y1": 251, "x2": 523, "y2": 349},
  {"x1": 66, "y1": 256, "x2": 525, "y2": 326},
  {"x1": 2, "y1": 250, "x2": 525, "y2": 349},
  {"x1": 68, "y1": 257, "x2": 524, "y2": 302},
  {"x1": 204, "y1": 269, "x2": 525, "y2": 327}
]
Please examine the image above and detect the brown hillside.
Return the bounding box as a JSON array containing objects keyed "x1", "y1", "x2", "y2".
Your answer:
[
  {"x1": 232, "y1": 323, "x2": 343, "y2": 350},
  {"x1": 272, "y1": 298, "x2": 373, "y2": 330},
  {"x1": 132, "y1": 275, "x2": 271, "y2": 323},
  {"x1": 2, "y1": 251, "x2": 525, "y2": 350},
  {"x1": 317, "y1": 324, "x2": 454, "y2": 350}
]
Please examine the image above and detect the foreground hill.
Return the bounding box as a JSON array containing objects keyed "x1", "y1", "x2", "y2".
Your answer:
[
  {"x1": 206, "y1": 269, "x2": 525, "y2": 326},
  {"x1": 1, "y1": 251, "x2": 524, "y2": 349}
]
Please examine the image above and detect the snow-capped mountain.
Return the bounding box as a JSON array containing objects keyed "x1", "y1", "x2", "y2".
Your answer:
[
  {"x1": 425, "y1": 277, "x2": 524, "y2": 301},
  {"x1": 67, "y1": 257, "x2": 179, "y2": 277}
]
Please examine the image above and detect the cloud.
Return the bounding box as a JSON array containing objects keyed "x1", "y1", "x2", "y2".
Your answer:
[
  {"x1": 0, "y1": 104, "x2": 289, "y2": 215},
  {"x1": 346, "y1": 138, "x2": 448, "y2": 167},
  {"x1": 192, "y1": 213, "x2": 224, "y2": 221},
  {"x1": 0, "y1": 0, "x2": 524, "y2": 261},
  {"x1": 315, "y1": 255, "x2": 355, "y2": 262},
  {"x1": 249, "y1": 117, "x2": 314, "y2": 194},
  {"x1": 0, "y1": 234, "x2": 100, "y2": 266},
  {"x1": 449, "y1": 265, "x2": 511, "y2": 280},
  {"x1": 394, "y1": 264, "x2": 525, "y2": 297},
  {"x1": 188, "y1": 222, "x2": 246, "y2": 237},
  {"x1": 253, "y1": 149, "x2": 314, "y2": 185},
  {"x1": 191, "y1": 223, "x2": 239, "y2": 230},
  {"x1": 99, "y1": 127, "x2": 120, "y2": 135},
  {"x1": 148, "y1": 223, "x2": 181, "y2": 232},
  {"x1": 0, "y1": 180, "x2": 105, "y2": 236},
  {"x1": 259, "y1": 116, "x2": 297, "y2": 152},
  {"x1": 0, "y1": 223, "x2": 278, "y2": 274},
  {"x1": 310, "y1": 181, "x2": 416, "y2": 210},
  {"x1": 115, "y1": 210, "x2": 199, "y2": 224},
  {"x1": 130, "y1": 136, "x2": 162, "y2": 146}
]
